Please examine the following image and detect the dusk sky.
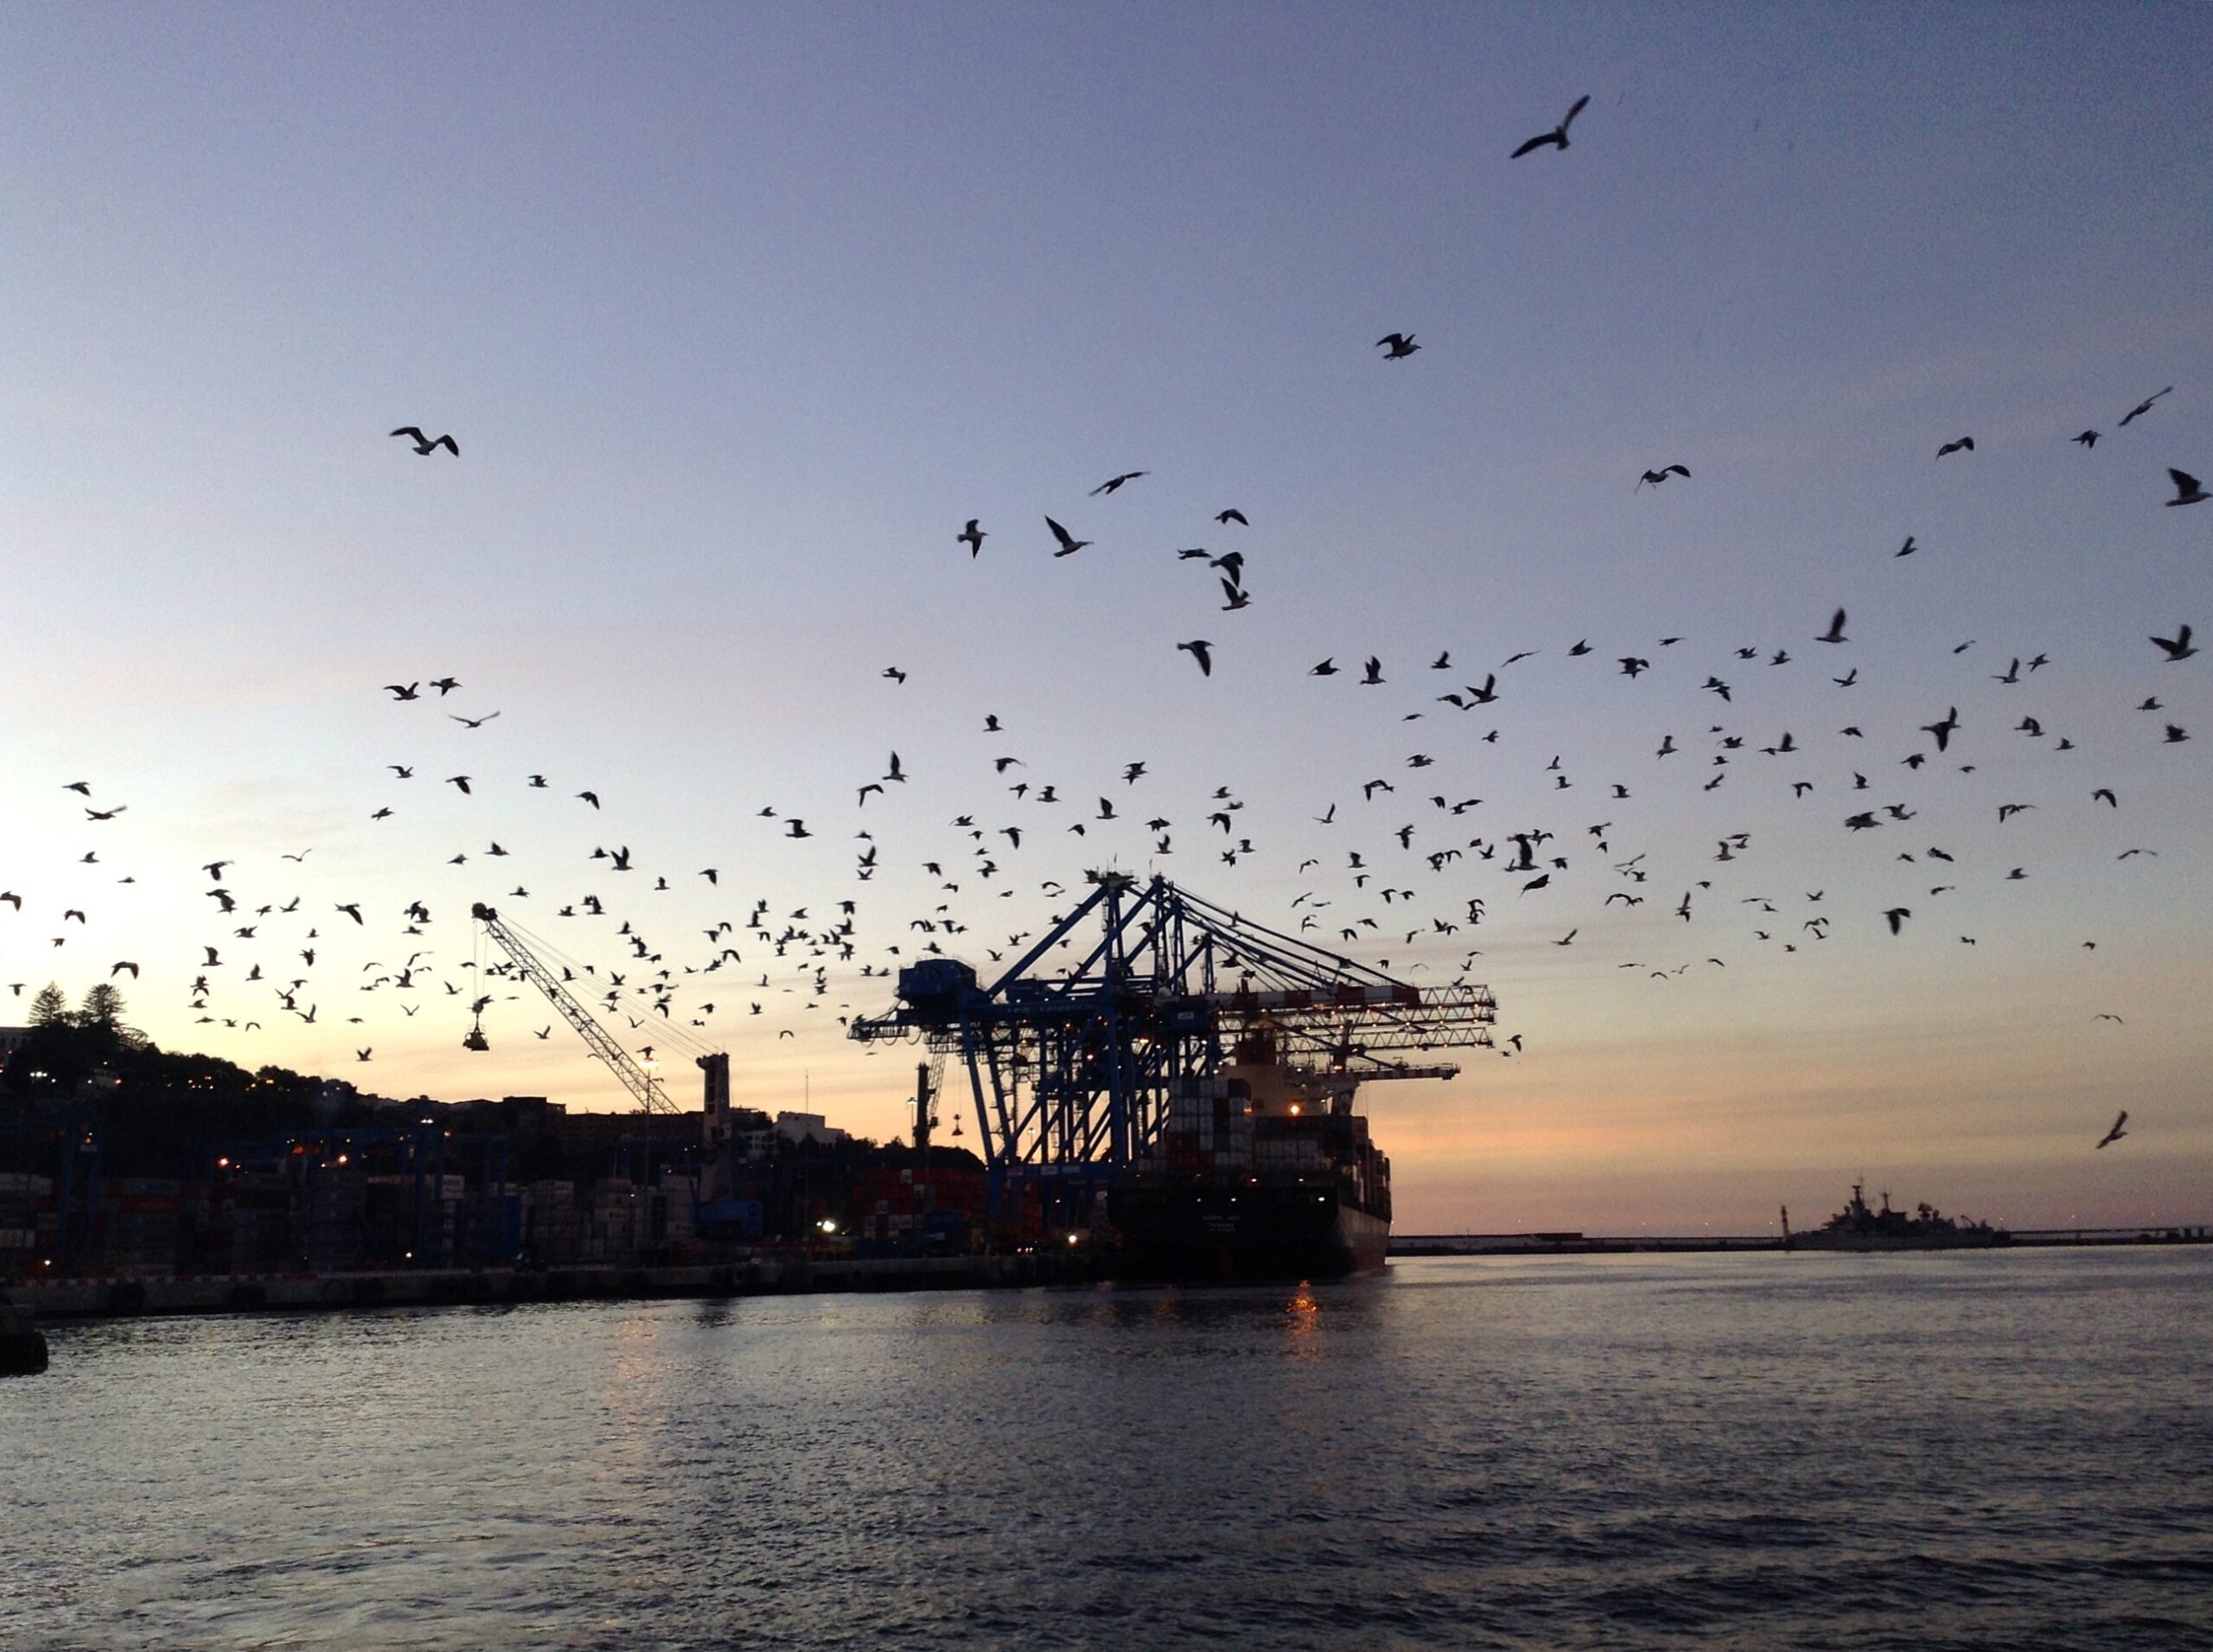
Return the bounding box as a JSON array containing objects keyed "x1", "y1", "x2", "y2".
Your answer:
[{"x1": 4, "y1": 3, "x2": 2209, "y2": 1233}]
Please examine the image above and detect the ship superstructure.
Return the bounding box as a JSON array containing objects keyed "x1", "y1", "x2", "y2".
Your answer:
[
  {"x1": 1110, "y1": 1027, "x2": 1397, "y2": 1277},
  {"x1": 1783, "y1": 1180, "x2": 2009, "y2": 1251}
]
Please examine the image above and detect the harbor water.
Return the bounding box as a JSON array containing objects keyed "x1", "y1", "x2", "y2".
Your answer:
[{"x1": 3, "y1": 1249, "x2": 2209, "y2": 1649}]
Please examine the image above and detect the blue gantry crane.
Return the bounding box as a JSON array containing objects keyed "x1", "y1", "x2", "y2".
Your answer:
[{"x1": 849, "y1": 872, "x2": 1496, "y2": 1228}]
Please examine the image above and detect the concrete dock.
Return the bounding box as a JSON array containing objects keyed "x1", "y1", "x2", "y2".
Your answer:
[{"x1": 12, "y1": 1251, "x2": 1106, "y2": 1322}]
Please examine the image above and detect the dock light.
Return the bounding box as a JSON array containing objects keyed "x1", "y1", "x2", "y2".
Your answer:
[
  {"x1": 1287, "y1": 1102, "x2": 1303, "y2": 1116},
  {"x1": 818, "y1": 1218, "x2": 838, "y2": 1234},
  {"x1": 1066, "y1": 1233, "x2": 1081, "y2": 1247}
]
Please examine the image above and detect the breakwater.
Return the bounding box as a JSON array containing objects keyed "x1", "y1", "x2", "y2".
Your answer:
[{"x1": 1393, "y1": 1226, "x2": 2211, "y2": 1256}]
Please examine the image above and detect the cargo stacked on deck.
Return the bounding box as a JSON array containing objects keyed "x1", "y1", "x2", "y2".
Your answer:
[{"x1": 1110, "y1": 1031, "x2": 1393, "y2": 1280}]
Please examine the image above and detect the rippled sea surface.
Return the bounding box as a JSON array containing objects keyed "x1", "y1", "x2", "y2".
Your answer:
[{"x1": 5, "y1": 1250, "x2": 2211, "y2": 1649}]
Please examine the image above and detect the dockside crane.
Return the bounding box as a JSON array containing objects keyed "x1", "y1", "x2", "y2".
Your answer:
[
  {"x1": 469, "y1": 902, "x2": 710, "y2": 1117},
  {"x1": 849, "y1": 872, "x2": 1496, "y2": 1221}
]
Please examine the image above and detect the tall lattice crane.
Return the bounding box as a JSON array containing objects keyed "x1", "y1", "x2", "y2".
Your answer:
[
  {"x1": 470, "y1": 902, "x2": 680, "y2": 1115},
  {"x1": 849, "y1": 872, "x2": 1496, "y2": 1218}
]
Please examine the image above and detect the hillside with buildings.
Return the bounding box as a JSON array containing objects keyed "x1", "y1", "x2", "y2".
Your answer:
[{"x1": 2, "y1": 985, "x2": 987, "y2": 1282}]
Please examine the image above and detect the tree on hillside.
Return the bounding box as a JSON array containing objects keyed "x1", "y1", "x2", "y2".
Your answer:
[
  {"x1": 76, "y1": 982, "x2": 143, "y2": 1055},
  {"x1": 28, "y1": 984, "x2": 69, "y2": 1027},
  {"x1": 80, "y1": 982, "x2": 126, "y2": 1028}
]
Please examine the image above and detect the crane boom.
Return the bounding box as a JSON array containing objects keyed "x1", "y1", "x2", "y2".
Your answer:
[{"x1": 470, "y1": 903, "x2": 674, "y2": 1114}]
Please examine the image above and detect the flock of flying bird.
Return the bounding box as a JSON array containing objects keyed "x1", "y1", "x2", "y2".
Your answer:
[{"x1": 9, "y1": 97, "x2": 2203, "y2": 1169}]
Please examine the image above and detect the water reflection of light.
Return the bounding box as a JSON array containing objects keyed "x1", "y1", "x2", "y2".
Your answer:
[{"x1": 1285, "y1": 1284, "x2": 1320, "y2": 1356}]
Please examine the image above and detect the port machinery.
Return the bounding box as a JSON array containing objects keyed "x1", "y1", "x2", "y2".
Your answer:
[
  {"x1": 468, "y1": 903, "x2": 736, "y2": 1150},
  {"x1": 849, "y1": 871, "x2": 1497, "y2": 1228}
]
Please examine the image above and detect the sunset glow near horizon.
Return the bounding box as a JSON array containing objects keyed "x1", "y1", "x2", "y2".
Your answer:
[{"x1": 4, "y1": 4, "x2": 2210, "y2": 1234}]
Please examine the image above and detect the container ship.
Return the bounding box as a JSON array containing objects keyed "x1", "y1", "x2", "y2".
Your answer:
[{"x1": 1108, "y1": 1030, "x2": 1394, "y2": 1279}]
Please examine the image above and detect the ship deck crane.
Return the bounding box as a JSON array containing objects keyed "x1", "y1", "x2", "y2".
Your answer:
[{"x1": 849, "y1": 872, "x2": 1496, "y2": 1224}]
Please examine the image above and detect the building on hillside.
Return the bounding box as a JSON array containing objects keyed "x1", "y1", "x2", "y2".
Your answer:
[{"x1": 775, "y1": 1111, "x2": 849, "y2": 1148}]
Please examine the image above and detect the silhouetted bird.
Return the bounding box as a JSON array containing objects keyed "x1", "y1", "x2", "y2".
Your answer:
[
  {"x1": 1511, "y1": 94, "x2": 1590, "y2": 157},
  {"x1": 390, "y1": 427, "x2": 458, "y2": 456},
  {"x1": 2119, "y1": 387, "x2": 2172, "y2": 425},
  {"x1": 2151, "y1": 625, "x2": 2196, "y2": 661}
]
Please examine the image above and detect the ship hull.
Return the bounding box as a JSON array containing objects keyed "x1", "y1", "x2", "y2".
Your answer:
[{"x1": 1108, "y1": 1183, "x2": 1388, "y2": 1281}]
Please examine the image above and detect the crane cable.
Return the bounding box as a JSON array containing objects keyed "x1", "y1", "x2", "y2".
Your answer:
[{"x1": 482, "y1": 910, "x2": 723, "y2": 1064}]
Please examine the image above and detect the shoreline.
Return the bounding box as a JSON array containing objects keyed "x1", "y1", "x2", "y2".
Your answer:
[
  {"x1": 11, "y1": 1223, "x2": 2210, "y2": 1327},
  {"x1": 10, "y1": 1251, "x2": 1106, "y2": 1324}
]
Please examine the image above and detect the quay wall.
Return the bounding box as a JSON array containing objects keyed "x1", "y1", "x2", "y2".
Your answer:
[{"x1": 15, "y1": 1252, "x2": 1103, "y2": 1322}]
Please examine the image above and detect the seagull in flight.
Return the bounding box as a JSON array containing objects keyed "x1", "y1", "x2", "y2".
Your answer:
[
  {"x1": 1921, "y1": 707, "x2": 1961, "y2": 751},
  {"x1": 1177, "y1": 640, "x2": 1215, "y2": 677},
  {"x1": 2151, "y1": 625, "x2": 2197, "y2": 661},
  {"x1": 1510, "y1": 94, "x2": 1590, "y2": 157},
  {"x1": 2095, "y1": 1110, "x2": 2128, "y2": 1149},
  {"x1": 1375, "y1": 333, "x2": 1419, "y2": 360},
  {"x1": 957, "y1": 520, "x2": 985, "y2": 557},
  {"x1": 2118, "y1": 387, "x2": 2172, "y2": 426},
  {"x1": 390, "y1": 427, "x2": 458, "y2": 456},
  {"x1": 1045, "y1": 516, "x2": 1091, "y2": 557},
  {"x1": 450, "y1": 711, "x2": 501, "y2": 729},
  {"x1": 1936, "y1": 436, "x2": 1974, "y2": 458},
  {"x1": 1636, "y1": 465, "x2": 1690, "y2": 488},
  {"x1": 1090, "y1": 471, "x2": 1148, "y2": 495},
  {"x1": 2167, "y1": 469, "x2": 2209, "y2": 507}
]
